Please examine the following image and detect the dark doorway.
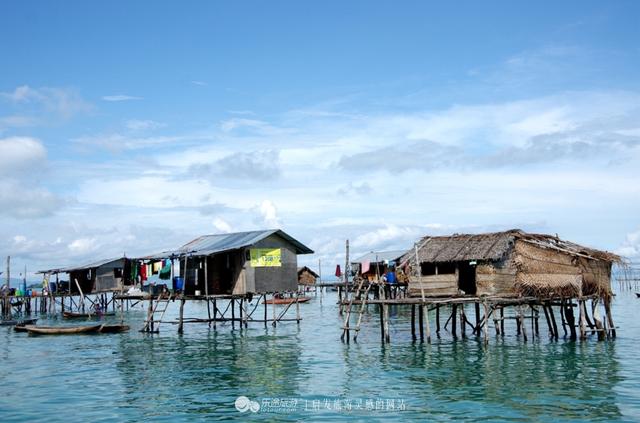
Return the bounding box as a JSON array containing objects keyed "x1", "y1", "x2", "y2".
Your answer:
[
  {"x1": 209, "y1": 253, "x2": 236, "y2": 295},
  {"x1": 458, "y1": 262, "x2": 477, "y2": 295}
]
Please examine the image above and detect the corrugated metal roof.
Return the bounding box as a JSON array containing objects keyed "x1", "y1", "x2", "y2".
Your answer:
[
  {"x1": 144, "y1": 229, "x2": 313, "y2": 258},
  {"x1": 353, "y1": 250, "x2": 407, "y2": 264},
  {"x1": 40, "y1": 257, "x2": 124, "y2": 274}
]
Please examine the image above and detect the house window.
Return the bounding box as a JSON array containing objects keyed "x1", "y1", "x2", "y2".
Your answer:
[
  {"x1": 437, "y1": 262, "x2": 456, "y2": 274},
  {"x1": 420, "y1": 263, "x2": 436, "y2": 276}
]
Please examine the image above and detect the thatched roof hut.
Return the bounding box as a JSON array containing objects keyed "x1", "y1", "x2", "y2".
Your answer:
[
  {"x1": 400, "y1": 229, "x2": 621, "y2": 299},
  {"x1": 297, "y1": 266, "x2": 319, "y2": 286}
]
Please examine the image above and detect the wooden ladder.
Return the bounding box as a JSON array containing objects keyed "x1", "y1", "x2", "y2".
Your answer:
[
  {"x1": 341, "y1": 277, "x2": 372, "y2": 341},
  {"x1": 142, "y1": 294, "x2": 172, "y2": 333}
]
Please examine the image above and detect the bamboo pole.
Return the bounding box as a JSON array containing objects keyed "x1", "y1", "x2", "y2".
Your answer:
[
  {"x1": 424, "y1": 304, "x2": 431, "y2": 343},
  {"x1": 483, "y1": 301, "x2": 489, "y2": 344},
  {"x1": 418, "y1": 304, "x2": 424, "y2": 342}
]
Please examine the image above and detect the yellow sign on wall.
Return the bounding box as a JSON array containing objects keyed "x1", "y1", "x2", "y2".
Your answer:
[{"x1": 250, "y1": 248, "x2": 282, "y2": 267}]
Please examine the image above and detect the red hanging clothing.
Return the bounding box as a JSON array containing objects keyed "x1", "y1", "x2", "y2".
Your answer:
[{"x1": 140, "y1": 262, "x2": 147, "y2": 282}]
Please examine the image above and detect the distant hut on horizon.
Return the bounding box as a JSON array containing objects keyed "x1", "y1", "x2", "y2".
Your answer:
[{"x1": 297, "y1": 266, "x2": 319, "y2": 286}]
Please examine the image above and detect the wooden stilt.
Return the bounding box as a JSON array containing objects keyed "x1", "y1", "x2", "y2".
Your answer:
[
  {"x1": 411, "y1": 305, "x2": 416, "y2": 341},
  {"x1": 565, "y1": 300, "x2": 577, "y2": 340},
  {"x1": 519, "y1": 305, "x2": 528, "y2": 342},
  {"x1": 493, "y1": 306, "x2": 500, "y2": 335},
  {"x1": 383, "y1": 303, "x2": 390, "y2": 343},
  {"x1": 424, "y1": 304, "x2": 431, "y2": 343},
  {"x1": 231, "y1": 299, "x2": 236, "y2": 328},
  {"x1": 591, "y1": 298, "x2": 605, "y2": 341},
  {"x1": 548, "y1": 304, "x2": 559, "y2": 340},
  {"x1": 500, "y1": 306, "x2": 504, "y2": 336},
  {"x1": 483, "y1": 301, "x2": 490, "y2": 344},
  {"x1": 579, "y1": 299, "x2": 587, "y2": 340},
  {"x1": 263, "y1": 296, "x2": 268, "y2": 328},
  {"x1": 418, "y1": 304, "x2": 424, "y2": 342},
  {"x1": 475, "y1": 302, "x2": 480, "y2": 334},
  {"x1": 604, "y1": 297, "x2": 616, "y2": 338},
  {"x1": 451, "y1": 305, "x2": 457, "y2": 337},
  {"x1": 379, "y1": 304, "x2": 384, "y2": 343},
  {"x1": 178, "y1": 298, "x2": 185, "y2": 334},
  {"x1": 146, "y1": 297, "x2": 154, "y2": 333},
  {"x1": 460, "y1": 304, "x2": 466, "y2": 338},
  {"x1": 559, "y1": 299, "x2": 568, "y2": 336},
  {"x1": 213, "y1": 298, "x2": 217, "y2": 329},
  {"x1": 272, "y1": 294, "x2": 277, "y2": 327},
  {"x1": 435, "y1": 304, "x2": 440, "y2": 333},
  {"x1": 542, "y1": 304, "x2": 553, "y2": 338}
]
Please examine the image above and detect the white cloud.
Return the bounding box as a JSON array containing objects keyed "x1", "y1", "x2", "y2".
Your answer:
[
  {"x1": 125, "y1": 119, "x2": 166, "y2": 131},
  {"x1": 0, "y1": 137, "x2": 47, "y2": 175},
  {"x1": 0, "y1": 181, "x2": 65, "y2": 218},
  {"x1": 102, "y1": 94, "x2": 143, "y2": 102},
  {"x1": 616, "y1": 229, "x2": 640, "y2": 259},
  {"x1": 212, "y1": 217, "x2": 232, "y2": 233},
  {"x1": 259, "y1": 200, "x2": 279, "y2": 227},
  {"x1": 191, "y1": 80, "x2": 207, "y2": 86},
  {"x1": 67, "y1": 237, "x2": 99, "y2": 255},
  {"x1": 1, "y1": 85, "x2": 91, "y2": 119}
]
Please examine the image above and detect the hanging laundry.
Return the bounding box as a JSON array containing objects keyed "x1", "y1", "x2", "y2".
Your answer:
[
  {"x1": 140, "y1": 263, "x2": 147, "y2": 282},
  {"x1": 361, "y1": 260, "x2": 370, "y2": 274},
  {"x1": 152, "y1": 261, "x2": 162, "y2": 275},
  {"x1": 335, "y1": 264, "x2": 342, "y2": 278},
  {"x1": 159, "y1": 259, "x2": 172, "y2": 280}
]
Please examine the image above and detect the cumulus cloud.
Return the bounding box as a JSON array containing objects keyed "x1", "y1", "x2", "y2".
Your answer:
[
  {"x1": 616, "y1": 229, "x2": 640, "y2": 259},
  {"x1": 258, "y1": 200, "x2": 279, "y2": 227},
  {"x1": 0, "y1": 180, "x2": 65, "y2": 218},
  {"x1": 212, "y1": 217, "x2": 232, "y2": 233},
  {"x1": 68, "y1": 237, "x2": 99, "y2": 255},
  {"x1": 338, "y1": 92, "x2": 640, "y2": 174},
  {"x1": 337, "y1": 182, "x2": 373, "y2": 196},
  {"x1": 188, "y1": 150, "x2": 281, "y2": 181},
  {"x1": 0, "y1": 137, "x2": 47, "y2": 175}
]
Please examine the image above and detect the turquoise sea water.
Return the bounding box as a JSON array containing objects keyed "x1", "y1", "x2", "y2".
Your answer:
[{"x1": 1, "y1": 288, "x2": 640, "y2": 422}]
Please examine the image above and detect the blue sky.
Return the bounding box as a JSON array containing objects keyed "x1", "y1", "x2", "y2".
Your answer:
[{"x1": 1, "y1": 1, "x2": 639, "y2": 278}]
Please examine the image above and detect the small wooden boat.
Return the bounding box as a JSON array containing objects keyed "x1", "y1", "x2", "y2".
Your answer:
[
  {"x1": 263, "y1": 297, "x2": 311, "y2": 305},
  {"x1": 0, "y1": 318, "x2": 37, "y2": 326},
  {"x1": 63, "y1": 311, "x2": 116, "y2": 319},
  {"x1": 98, "y1": 324, "x2": 130, "y2": 333},
  {"x1": 14, "y1": 325, "x2": 29, "y2": 332},
  {"x1": 25, "y1": 324, "x2": 102, "y2": 335}
]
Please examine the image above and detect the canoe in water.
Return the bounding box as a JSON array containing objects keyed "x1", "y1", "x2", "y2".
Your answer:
[
  {"x1": 263, "y1": 297, "x2": 311, "y2": 305},
  {"x1": 98, "y1": 324, "x2": 130, "y2": 333},
  {"x1": 0, "y1": 318, "x2": 37, "y2": 326},
  {"x1": 63, "y1": 311, "x2": 116, "y2": 319},
  {"x1": 25, "y1": 324, "x2": 102, "y2": 335}
]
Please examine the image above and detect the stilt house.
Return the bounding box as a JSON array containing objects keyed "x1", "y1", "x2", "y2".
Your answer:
[
  {"x1": 401, "y1": 229, "x2": 620, "y2": 300},
  {"x1": 157, "y1": 229, "x2": 313, "y2": 296}
]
